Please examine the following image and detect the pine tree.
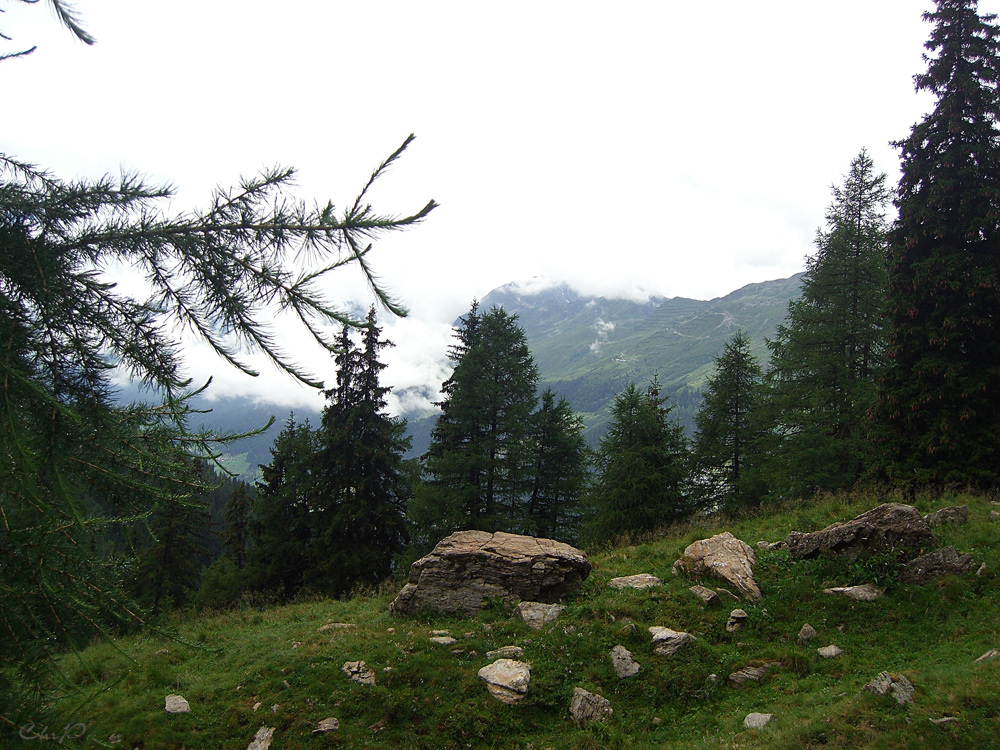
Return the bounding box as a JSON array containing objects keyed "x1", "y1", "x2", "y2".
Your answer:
[
  {"x1": 247, "y1": 416, "x2": 318, "y2": 597},
  {"x1": 585, "y1": 379, "x2": 689, "y2": 543},
  {"x1": 223, "y1": 483, "x2": 253, "y2": 569},
  {"x1": 879, "y1": 0, "x2": 1000, "y2": 489},
  {"x1": 305, "y1": 308, "x2": 411, "y2": 596},
  {"x1": 415, "y1": 304, "x2": 539, "y2": 541},
  {"x1": 691, "y1": 331, "x2": 766, "y2": 512},
  {"x1": 765, "y1": 150, "x2": 890, "y2": 498},
  {"x1": 524, "y1": 388, "x2": 589, "y2": 542}
]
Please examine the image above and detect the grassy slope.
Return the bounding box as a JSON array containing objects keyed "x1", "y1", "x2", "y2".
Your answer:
[{"x1": 50, "y1": 491, "x2": 999, "y2": 749}]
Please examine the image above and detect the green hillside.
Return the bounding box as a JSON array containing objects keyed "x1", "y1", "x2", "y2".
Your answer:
[{"x1": 47, "y1": 490, "x2": 1000, "y2": 749}]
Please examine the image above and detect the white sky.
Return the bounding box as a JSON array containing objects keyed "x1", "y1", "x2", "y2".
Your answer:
[{"x1": 2, "y1": 1, "x2": 979, "y2": 414}]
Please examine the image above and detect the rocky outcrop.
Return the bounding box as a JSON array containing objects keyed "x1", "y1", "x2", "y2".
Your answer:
[
  {"x1": 342, "y1": 660, "x2": 376, "y2": 686},
  {"x1": 478, "y1": 659, "x2": 531, "y2": 704},
  {"x1": 246, "y1": 726, "x2": 274, "y2": 750},
  {"x1": 672, "y1": 532, "x2": 761, "y2": 601},
  {"x1": 390, "y1": 531, "x2": 590, "y2": 616},
  {"x1": 569, "y1": 688, "x2": 613, "y2": 725},
  {"x1": 900, "y1": 546, "x2": 976, "y2": 584},
  {"x1": 785, "y1": 503, "x2": 937, "y2": 562}
]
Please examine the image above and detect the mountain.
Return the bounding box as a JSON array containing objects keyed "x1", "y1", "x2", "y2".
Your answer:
[{"x1": 426, "y1": 273, "x2": 805, "y2": 443}]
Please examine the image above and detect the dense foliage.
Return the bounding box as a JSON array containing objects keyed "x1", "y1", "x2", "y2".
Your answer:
[{"x1": 879, "y1": 0, "x2": 1000, "y2": 490}]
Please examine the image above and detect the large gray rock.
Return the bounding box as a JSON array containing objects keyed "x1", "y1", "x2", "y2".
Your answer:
[
  {"x1": 609, "y1": 645, "x2": 640, "y2": 678},
  {"x1": 608, "y1": 573, "x2": 662, "y2": 590},
  {"x1": 649, "y1": 626, "x2": 697, "y2": 656},
  {"x1": 246, "y1": 727, "x2": 274, "y2": 750},
  {"x1": 515, "y1": 601, "x2": 564, "y2": 629},
  {"x1": 672, "y1": 532, "x2": 761, "y2": 601},
  {"x1": 164, "y1": 694, "x2": 190, "y2": 713},
  {"x1": 822, "y1": 583, "x2": 882, "y2": 602},
  {"x1": 862, "y1": 671, "x2": 914, "y2": 705},
  {"x1": 900, "y1": 546, "x2": 977, "y2": 585},
  {"x1": 785, "y1": 503, "x2": 938, "y2": 562},
  {"x1": 390, "y1": 531, "x2": 590, "y2": 616}
]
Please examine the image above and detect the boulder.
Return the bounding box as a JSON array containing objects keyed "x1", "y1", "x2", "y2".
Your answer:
[
  {"x1": 569, "y1": 688, "x2": 613, "y2": 725},
  {"x1": 797, "y1": 623, "x2": 817, "y2": 643},
  {"x1": 924, "y1": 505, "x2": 968, "y2": 527},
  {"x1": 609, "y1": 645, "x2": 640, "y2": 678},
  {"x1": 785, "y1": 503, "x2": 937, "y2": 562},
  {"x1": 900, "y1": 546, "x2": 976, "y2": 585},
  {"x1": 478, "y1": 659, "x2": 531, "y2": 704},
  {"x1": 649, "y1": 626, "x2": 696, "y2": 656},
  {"x1": 862, "y1": 671, "x2": 914, "y2": 705},
  {"x1": 515, "y1": 601, "x2": 564, "y2": 629},
  {"x1": 608, "y1": 573, "x2": 662, "y2": 590},
  {"x1": 672, "y1": 532, "x2": 761, "y2": 601},
  {"x1": 390, "y1": 531, "x2": 590, "y2": 616},
  {"x1": 822, "y1": 583, "x2": 881, "y2": 601}
]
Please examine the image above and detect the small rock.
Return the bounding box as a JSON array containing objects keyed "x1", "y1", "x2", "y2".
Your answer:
[
  {"x1": 608, "y1": 573, "x2": 663, "y2": 589},
  {"x1": 431, "y1": 629, "x2": 451, "y2": 636},
  {"x1": 312, "y1": 717, "x2": 339, "y2": 734},
  {"x1": 726, "y1": 609, "x2": 748, "y2": 633},
  {"x1": 246, "y1": 726, "x2": 275, "y2": 750},
  {"x1": 155, "y1": 648, "x2": 170, "y2": 655},
  {"x1": 716, "y1": 587, "x2": 740, "y2": 600},
  {"x1": 430, "y1": 636, "x2": 458, "y2": 646},
  {"x1": 342, "y1": 660, "x2": 376, "y2": 686},
  {"x1": 108, "y1": 734, "x2": 122, "y2": 745},
  {"x1": 929, "y1": 716, "x2": 958, "y2": 726},
  {"x1": 924, "y1": 505, "x2": 968, "y2": 527},
  {"x1": 282, "y1": 680, "x2": 290, "y2": 689},
  {"x1": 253, "y1": 702, "x2": 262, "y2": 712},
  {"x1": 689, "y1": 585, "x2": 720, "y2": 607},
  {"x1": 977, "y1": 562, "x2": 987, "y2": 577},
  {"x1": 861, "y1": 671, "x2": 914, "y2": 705},
  {"x1": 515, "y1": 601, "x2": 564, "y2": 629},
  {"x1": 798, "y1": 623, "x2": 818, "y2": 642},
  {"x1": 990, "y1": 510, "x2": 1000, "y2": 522},
  {"x1": 291, "y1": 641, "x2": 303, "y2": 649},
  {"x1": 486, "y1": 645, "x2": 525, "y2": 660},
  {"x1": 975, "y1": 648, "x2": 1000, "y2": 664},
  {"x1": 743, "y1": 712, "x2": 773, "y2": 729},
  {"x1": 823, "y1": 583, "x2": 881, "y2": 601},
  {"x1": 609, "y1": 645, "x2": 640, "y2": 678},
  {"x1": 387, "y1": 627, "x2": 395, "y2": 633},
  {"x1": 569, "y1": 687, "x2": 613, "y2": 725},
  {"x1": 620, "y1": 622, "x2": 638, "y2": 636},
  {"x1": 728, "y1": 662, "x2": 780, "y2": 685},
  {"x1": 818, "y1": 644, "x2": 843, "y2": 658},
  {"x1": 649, "y1": 626, "x2": 696, "y2": 656},
  {"x1": 477, "y1": 659, "x2": 531, "y2": 704},
  {"x1": 270, "y1": 704, "x2": 279, "y2": 715},
  {"x1": 164, "y1": 694, "x2": 190, "y2": 714}
]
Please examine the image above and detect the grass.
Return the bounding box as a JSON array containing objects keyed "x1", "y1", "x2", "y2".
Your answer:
[{"x1": 34, "y1": 490, "x2": 1000, "y2": 748}]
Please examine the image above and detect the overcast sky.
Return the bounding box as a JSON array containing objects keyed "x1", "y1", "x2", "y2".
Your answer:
[{"x1": 2, "y1": 1, "x2": 985, "y2": 414}]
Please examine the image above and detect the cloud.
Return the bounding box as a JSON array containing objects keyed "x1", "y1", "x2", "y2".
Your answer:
[{"x1": 589, "y1": 318, "x2": 616, "y2": 354}]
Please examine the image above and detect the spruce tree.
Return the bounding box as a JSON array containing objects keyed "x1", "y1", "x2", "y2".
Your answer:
[
  {"x1": 585, "y1": 379, "x2": 689, "y2": 543},
  {"x1": 415, "y1": 304, "x2": 539, "y2": 541},
  {"x1": 306, "y1": 308, "x2": 411, "y2": 596},
  {"x1": 879, "y1": 0, "x2": 1000, "y2": 489},
  {"x1": 766, "y1": 150, "x2": 890, "y2": 498},
  {"x1": 223, "y1": 483, "x2": 253, "y2": 569},
  {"x1": 524, "y1": 388, "x2": 589, "y2": 542},
  {"x1": 691, "y1": 331, "x2": 766, "y2": 513}
]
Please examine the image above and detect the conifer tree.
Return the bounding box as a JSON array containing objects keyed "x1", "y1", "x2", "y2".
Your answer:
[
  {"x1": 305, "y1": 308, "x2": 411, "y2": 595},
  {"x1": 691, "y1": 331, "x2": 766, "y2": 512},
  {"x1": 585, "y1": 379, "x2": 689, "y2": 543},
  {"x1": 879, "y1": 0, "x2": 1000, "y2": 489},
  {"x1": 765, "y1": 150, "x2": 889, "y2": 498},
  {"x1": 524, "y1": 388, "x2": 589, "y2": 542},
  {"x1": 415, "y1": 304, "x2": 539, "y2": 541},
  {"x1": 223, "y1": 483, "x2": 253, "y2": 569}
]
